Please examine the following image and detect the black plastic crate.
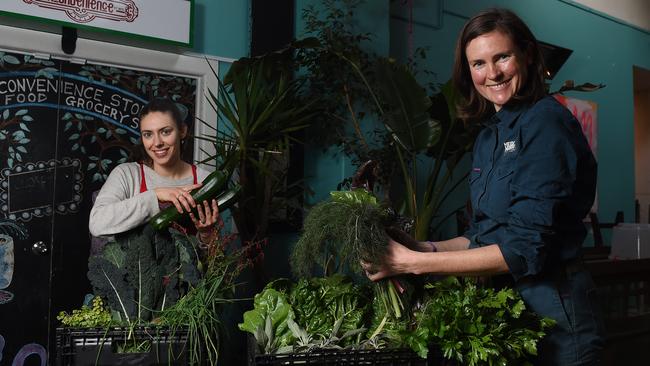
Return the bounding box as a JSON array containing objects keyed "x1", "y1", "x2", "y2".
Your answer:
[
  {"x1": 247, "y1": 333, "x2": 443, "y2": 366},
  {"x1": 252, "y1": 348, "x2": 432, "y2": 366},
  {"x1": 55, "y1": 326, "x2": 190, "y2": 366}
]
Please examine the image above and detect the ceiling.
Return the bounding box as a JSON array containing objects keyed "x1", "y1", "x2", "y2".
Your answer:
[{"x1": 572, "y1": 0, "x2": 650, "y2": 32}]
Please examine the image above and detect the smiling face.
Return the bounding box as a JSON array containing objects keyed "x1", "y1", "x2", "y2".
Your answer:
[
  {"x1": 140, "y1": 111, "x2": 187, "y2": 169},
  {"x1": 465, "y1": 30, "x2": 528, "y2": 111}
]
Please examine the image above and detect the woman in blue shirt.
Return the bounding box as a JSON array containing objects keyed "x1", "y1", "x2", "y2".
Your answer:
[{"x1": 364, "y1": 8, "x2": 604, "y2": 365}]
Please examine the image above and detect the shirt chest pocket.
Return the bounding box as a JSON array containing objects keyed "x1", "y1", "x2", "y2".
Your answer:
[
  {"x1": 496, "y1": 165, "x2": 514, "y2": 181},
  {"x1": 483, "y1": 158, "x2": 517, "y2": 216}
]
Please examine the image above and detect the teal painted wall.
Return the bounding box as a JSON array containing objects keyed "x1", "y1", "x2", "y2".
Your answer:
[
  {"x1": 390, "y1": 0, "x2": 650, "y2": 230},
  {"x1": 191, "y1": 0, "x2": 250, "y2": 81},
  {"x1": 192, "y1": 0, "x2": 250, "y2": 60},
  {"x1": 295, "y1": 0, "x2": 391, "y2": 204}
]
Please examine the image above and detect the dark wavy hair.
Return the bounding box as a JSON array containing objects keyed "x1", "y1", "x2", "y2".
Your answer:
[
  {"x1": 140, "y1": 97, "x2": 184, "y2": 128},
  {"x1": 131, "y1": 97, "x2": 187, "y2": 165},
  {"x1": 452, "y1": 8, "x2": 547, "y2": 124}
]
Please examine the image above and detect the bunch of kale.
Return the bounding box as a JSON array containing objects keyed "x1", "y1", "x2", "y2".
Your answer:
[{"x1": 87, "y1": 224, "x2": 201, "y2": 323}]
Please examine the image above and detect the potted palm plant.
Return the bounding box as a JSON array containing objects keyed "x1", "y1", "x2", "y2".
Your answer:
[{"x1": 200, "y1": 46, "x2": 317, "y2": 260}]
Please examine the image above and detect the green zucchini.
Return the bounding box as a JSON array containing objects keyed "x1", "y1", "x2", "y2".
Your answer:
[
  {"x1": 213, "y1": 184, "x2": 241, "y2": 210},
  {"x1": 150, "y1": 169, "x2": 230, "y2": 231}
]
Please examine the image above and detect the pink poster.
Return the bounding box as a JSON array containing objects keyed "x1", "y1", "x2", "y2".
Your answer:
[
  {"x1": 554, "y1": 95, "x2": 599, "y2": 212},
  {"x1": 553, "y1": 95, "x2": 598, "y2": 158}
]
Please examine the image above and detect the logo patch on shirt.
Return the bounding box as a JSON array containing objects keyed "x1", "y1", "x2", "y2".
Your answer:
[{"x1": 504, "y1": 140, "x2": 516, "y2": 153}]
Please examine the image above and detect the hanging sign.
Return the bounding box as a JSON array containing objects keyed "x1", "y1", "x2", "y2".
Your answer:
[{"x1": 0, "y1": 0, "x2": 193, "y2": 46}]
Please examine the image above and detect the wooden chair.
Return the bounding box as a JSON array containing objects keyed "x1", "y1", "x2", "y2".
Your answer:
[
  {"x1": 589, "y1": 211, "x2": 624, "y2": 248},
  {"x1": 583, "y1": 211, "x2": 624, "y2": 260}
]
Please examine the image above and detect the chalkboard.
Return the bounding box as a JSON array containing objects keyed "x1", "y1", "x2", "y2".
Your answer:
[
  {"x1": 2, "y1": 159, "x2": 82, "y2": 221},
  {"x1": 0, "y1": 49, "x2": 198, "y2": 366}
]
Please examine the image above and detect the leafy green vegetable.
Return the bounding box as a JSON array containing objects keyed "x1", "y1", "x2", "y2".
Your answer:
[
  {"x1": 288, "y1": 275, "x2": 369, "y2": 346},
  {"x1": 87, "y1": 224, "x2": 200, "y2": 323},
  {"x1": 239, "y1": 287, "x2": 296, "y2": 353},
  {"x1": 240, "y1": 276, "x2": 372, "y2": 353},
  {"x1": 57, "y1": 296, "x2": 113, "y2": 328},
  {"x1": 290, "y1": 190, "x2": 390, "y2": 277},
  {"x1": 402, "y1": 277, "x2": 555, "y2": 364},
  {"x1": 330, "y1": 189, "x2": 378, "y2": 205}
]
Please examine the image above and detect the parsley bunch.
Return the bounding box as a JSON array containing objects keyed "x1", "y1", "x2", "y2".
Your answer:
[{"x1": 403, "y1": 277, "x2": 555, "y2": 365}]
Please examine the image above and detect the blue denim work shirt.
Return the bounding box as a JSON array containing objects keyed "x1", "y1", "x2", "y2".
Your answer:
[{"x1": 464, "y1": 96, "x2": 597, "y2": 281}]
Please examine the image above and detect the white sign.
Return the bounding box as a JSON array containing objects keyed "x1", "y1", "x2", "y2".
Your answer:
[{"x1": 0, "y1": 0, "x2": 193, "y2": 46}]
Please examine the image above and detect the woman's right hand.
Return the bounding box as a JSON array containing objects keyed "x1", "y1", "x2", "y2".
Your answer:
[
  {"x1": 361, "y1": 238, "x2": 419, "y2": 281},
  {"x1": 154, "y1": 183, "x2": 202, "y2": 213}
]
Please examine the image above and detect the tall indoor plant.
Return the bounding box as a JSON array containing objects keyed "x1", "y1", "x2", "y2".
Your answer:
[
  {"x1": 201, "y1": 47, "x2": 316, "y2": 246},
  {"x1": 296, "y1": 0, "x2": 479, "y2": 241}
]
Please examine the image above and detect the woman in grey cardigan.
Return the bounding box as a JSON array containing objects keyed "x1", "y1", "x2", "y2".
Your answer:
[{"x1": 89, "y1": 97, "x2": 218, "y2": 244}]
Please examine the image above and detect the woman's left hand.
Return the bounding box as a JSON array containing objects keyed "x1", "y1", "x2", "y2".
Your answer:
[
  {"x1": 361, "y1": 238, "x2": 418, "y2": 281},
  {"x1": 190, "y1": 199, "x2": 219, "y2": 233}
]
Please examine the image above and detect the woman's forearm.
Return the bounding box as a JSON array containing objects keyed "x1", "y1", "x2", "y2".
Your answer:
[
  {"x1": 409, "y1": 244, "x2": 509, "y2": 276},
  {"x1": 428, "y1": 236, "x2": 471, "y2": 252}
]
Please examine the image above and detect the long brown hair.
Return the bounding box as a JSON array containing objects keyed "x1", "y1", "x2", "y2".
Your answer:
[{"x1": 452, "y1": 8, "x2": 547, "y2": 124}]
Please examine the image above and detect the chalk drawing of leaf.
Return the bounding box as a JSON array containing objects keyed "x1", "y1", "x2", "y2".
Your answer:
[
  {"x1": 12, "y1": 131, "x2": 25, "y2": 141},
  {"x1": 2, "y1": 55, "x2": 19, "y2": 65},
  {"x1": 35, "y1": 67, "x2": 58, "y2": 79}
]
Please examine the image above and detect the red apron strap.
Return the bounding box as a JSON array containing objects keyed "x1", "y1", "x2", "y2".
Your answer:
[
  {"x1": 191, "y1": 164, "x2": 198, "y2": 184},
  {"x1": 139, "y1": 163, "x2": 148, "y2": 193}
]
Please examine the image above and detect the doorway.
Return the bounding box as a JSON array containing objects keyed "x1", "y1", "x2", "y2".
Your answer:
[{"x1": 634, "y1": 65, "x2": 650, "y2": 223}]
